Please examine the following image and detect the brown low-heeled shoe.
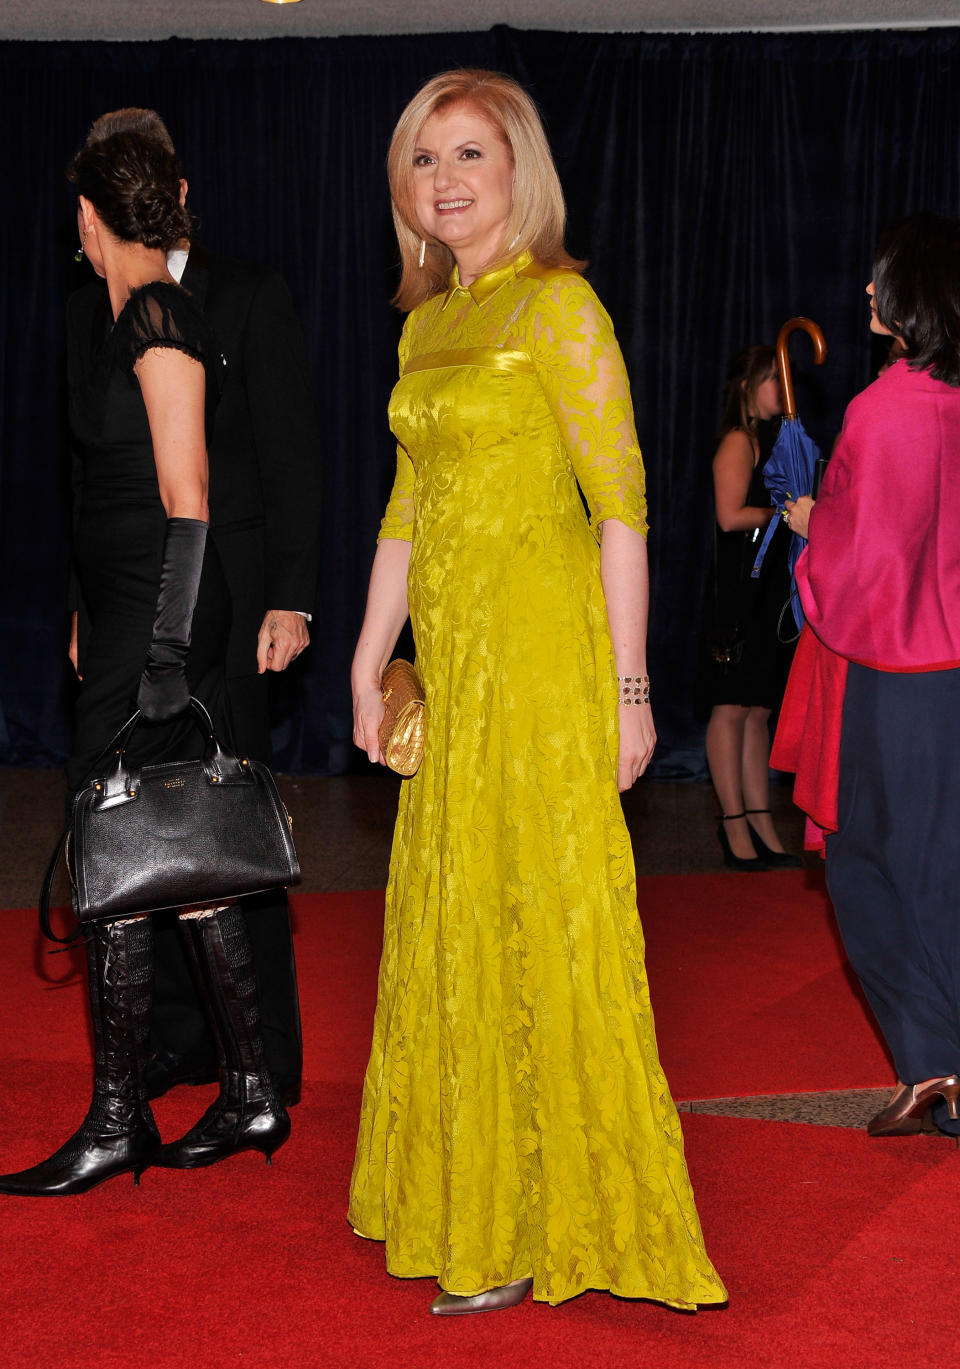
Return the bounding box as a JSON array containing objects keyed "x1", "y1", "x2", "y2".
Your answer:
[
  {"x1": 430, "y1": 1277, "x2": 533, "y2": 1316},
  {"x1": 867, "y1": 1075, "x2": 960, "y2": 1137}
]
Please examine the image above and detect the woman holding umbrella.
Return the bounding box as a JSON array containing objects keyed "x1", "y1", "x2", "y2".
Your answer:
[
  {"x1": 698, "y1": 346, "x2": 800, "y2": 870},
  {"x1": 774, "y1": 213, "x2": 960, "y2": 1137}
]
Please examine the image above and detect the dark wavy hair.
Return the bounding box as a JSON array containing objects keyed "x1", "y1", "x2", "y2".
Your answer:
[
  {"x1": 717, "y1": 344, "x2": 777, "y2": 440},
  {"x1": 86, "y1": 107, "x2": 176, "y2": 154},
  {"x1": 872, "y1": 213, "x2": 960, "y2": 387},
  {"x1": 68, "y1": 130, "x2": 192, "y2": 251}
]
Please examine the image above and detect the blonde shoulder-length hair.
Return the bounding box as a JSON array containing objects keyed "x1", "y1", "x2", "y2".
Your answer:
[{"x1": 388, "y1": 68, "x2": 584, "y2": 313}]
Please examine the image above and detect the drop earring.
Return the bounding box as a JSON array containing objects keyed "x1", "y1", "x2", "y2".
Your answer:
[
  {"x1": 418, "y1": 238, "x2": 426, "y2": 269},
  {"x1": 74, "y1": 229, "x2": 88, "y2": 264}
]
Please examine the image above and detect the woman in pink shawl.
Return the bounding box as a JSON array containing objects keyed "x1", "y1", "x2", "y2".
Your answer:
[{"x1": 774, "y1": 214, "x2": 960, "y2": 1138}]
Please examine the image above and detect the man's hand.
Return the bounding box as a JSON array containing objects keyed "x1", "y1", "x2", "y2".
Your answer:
[
  {"x1": 68, "y1": 611, "x2": 82, "y2": 680},
  {"x1": 257, "y1": 610, "x2": 310, "y2": 673}
]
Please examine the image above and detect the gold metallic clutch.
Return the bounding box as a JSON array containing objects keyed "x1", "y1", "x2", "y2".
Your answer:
[{"x1": 378, "y1": 659, "x2": 425, "y2": 776}]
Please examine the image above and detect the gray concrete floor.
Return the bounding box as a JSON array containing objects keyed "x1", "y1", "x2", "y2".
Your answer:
[
  {"x1": 0, "y1": 765, "x2": 811, "y2": 907},
  {"x1": 4, "y1": 764, "x2": 948, "y2": 1139}
]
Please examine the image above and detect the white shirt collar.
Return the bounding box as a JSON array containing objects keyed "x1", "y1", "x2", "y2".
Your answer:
[{"x1": 166, "y1": 247, "x2": 190, "y2": 284}]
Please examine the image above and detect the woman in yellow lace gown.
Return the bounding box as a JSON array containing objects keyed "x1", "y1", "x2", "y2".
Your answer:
[{"x1": 349, "y1": 69, "x2": 726, "y2": 1315}]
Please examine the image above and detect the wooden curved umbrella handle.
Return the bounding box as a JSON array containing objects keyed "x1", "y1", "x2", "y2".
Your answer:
[{"x1": 776, "y1": 316, "x2": 827, "y2": 419}]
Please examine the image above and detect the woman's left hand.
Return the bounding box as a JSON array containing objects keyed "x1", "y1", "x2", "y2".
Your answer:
[
  {"x1": 618, "y1": 703, "x2": 657, "y2": 791},
  {"x1": 784, "y1": 495, "x2": 815, "y2": 540}
]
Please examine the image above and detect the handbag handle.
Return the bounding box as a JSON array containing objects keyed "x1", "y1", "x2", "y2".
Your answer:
[
  {"x1": 39, "y1": 825, "x2": 74, "y2": 945},
  {"x1": 97, "y1": 697, "x2": 250, "y2": 809},
  {"x1": 38, "y1": 698, "x2": 249, "y2": 944}
]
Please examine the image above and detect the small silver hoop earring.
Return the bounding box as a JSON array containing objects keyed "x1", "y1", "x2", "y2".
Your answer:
[{"x1": 418, "y1": 238, "x2": 426, "y2": 269}]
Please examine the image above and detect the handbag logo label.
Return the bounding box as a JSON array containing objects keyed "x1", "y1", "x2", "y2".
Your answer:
[{"x1": 164, "y1": 778, "x2": 186, "y2": 790}]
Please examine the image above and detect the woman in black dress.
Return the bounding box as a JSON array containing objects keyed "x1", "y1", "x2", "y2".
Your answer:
[
  {"x1": 0, "y1": 131, "x2": 288, "y2": 1196},
  {"x1": 699, "y1": 345, "x2": 800, "y2": 870}
]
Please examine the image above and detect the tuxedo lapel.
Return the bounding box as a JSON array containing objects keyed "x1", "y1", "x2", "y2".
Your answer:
[
  {"x1": 181, "y1": 243, "x2": 213, "y2": 310},
  {"x1": 91, "y1": 288, "x2": 112, "y2": 347}
]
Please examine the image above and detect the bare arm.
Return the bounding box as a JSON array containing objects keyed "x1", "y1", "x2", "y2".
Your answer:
[
  {"x1": 135, "y1": 347, "x2": 209, "y2": 521},
  {"x1": 131, "y1": 346, "x2": 211, "y2": 720},
  {"x1": 351, "y1": 538, "x2": 413, "y2": 763},
  {"x1": 713, "y1": 429, "x2": 774, "y2": 533},
  {"x1": 528, "y1": 277, "x2": 653, "y2": 790},
  {"x1": 599, "y1": 518, "x2": 657, "y2": 790}
]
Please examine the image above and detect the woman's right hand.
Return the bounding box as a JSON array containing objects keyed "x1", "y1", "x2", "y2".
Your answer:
[
  {"x1": 350, "y1": 537, "x2": 412, "y2": 763},
  {"x1": 353, "y1": 681, "x2": 386, "y2": 764},
  {"x1": 784, "y1": 495, "x2": 815, "y2": 539}
]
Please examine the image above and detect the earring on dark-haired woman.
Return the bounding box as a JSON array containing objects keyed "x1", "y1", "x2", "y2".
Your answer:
[{"x1": 74, "y1": 229, "x2": 87, "y2": 264}]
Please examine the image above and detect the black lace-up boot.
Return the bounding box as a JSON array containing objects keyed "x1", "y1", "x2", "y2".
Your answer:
[
  {"x1": 0, "y1": 918, "x2": 160, "y2": 1196},
  {"x1": 154, "y1": 905, "x2": 290, "y2": 1169}
]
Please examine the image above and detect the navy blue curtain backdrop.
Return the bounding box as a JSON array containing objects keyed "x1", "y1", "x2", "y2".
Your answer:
[{"x1": 2, "y1": 26, "x2": 959, "y2": 774}]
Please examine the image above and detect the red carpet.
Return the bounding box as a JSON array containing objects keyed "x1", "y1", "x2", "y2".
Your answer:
[
  {"x1": 3, "y1": 874, "x2": 945, "y2": 1369},
  {"x1": 303, "y1": 869, "x2": 895, "y2": 1101},
  {"x1": 639, "y1": 868, "x2": 894, "y2": 1097}
]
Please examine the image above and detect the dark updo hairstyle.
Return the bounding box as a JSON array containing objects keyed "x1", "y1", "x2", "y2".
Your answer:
[
  {"x1": 872, "y1": 212, "x2": 960, "y2": 387},
  {"x1": 717, "y1": 344, "x2": 777, "y2": 441},
  {"x1": 68, "y1": 130, "x2": 193, "y2": 251}
]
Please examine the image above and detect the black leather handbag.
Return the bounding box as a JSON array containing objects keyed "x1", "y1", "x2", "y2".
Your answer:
[{"x1": 40, "y1": 699, "x2": 300, "y2": 943}]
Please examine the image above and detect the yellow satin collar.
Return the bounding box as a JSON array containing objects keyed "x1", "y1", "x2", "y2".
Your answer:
[{"x1": 443, "y1": 249, "x2": 535, "y2": 309}]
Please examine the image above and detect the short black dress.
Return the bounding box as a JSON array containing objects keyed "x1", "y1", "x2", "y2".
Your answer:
[
  {"x1": 69, "y1": 281, "x2": 230, "y2": 793},
  {"x1": 695, "y1": 420, "x2": 796, "y2": 717}
]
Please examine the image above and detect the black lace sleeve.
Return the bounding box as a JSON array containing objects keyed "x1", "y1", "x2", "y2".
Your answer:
[{"x1": 115, "y1": 281, "x2": 213, "y2": 376}]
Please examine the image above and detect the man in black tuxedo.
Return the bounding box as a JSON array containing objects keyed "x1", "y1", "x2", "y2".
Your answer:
[{"x1": 68, "y1": 108, "x2": 322, "y2": 1103}]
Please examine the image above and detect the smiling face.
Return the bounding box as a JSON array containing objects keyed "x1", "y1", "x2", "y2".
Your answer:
[{"x1": 412, "y1": 103, "x2": 515, "y2": 282}]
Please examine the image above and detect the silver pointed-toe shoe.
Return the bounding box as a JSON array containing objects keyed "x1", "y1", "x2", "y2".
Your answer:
[{"x1": 430, "y1": 1277, "x2": 533, "y2": 1316}]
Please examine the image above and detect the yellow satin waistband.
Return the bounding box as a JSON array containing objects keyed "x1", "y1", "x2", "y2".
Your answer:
[{"x1": 402, "y1": 347, "x2": 535, "y2": 377}]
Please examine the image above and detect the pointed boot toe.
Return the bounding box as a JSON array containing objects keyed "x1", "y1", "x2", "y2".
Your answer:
[
  {"x1": 157, "y1": 909, "x2": 290, "y2": 1170},
  {"x1": 154, "y1": 1071, "x2": 290, "y2": 1169},
  {"x1": 0, "y1": 919, "x2": 159, "y2": 1198}
]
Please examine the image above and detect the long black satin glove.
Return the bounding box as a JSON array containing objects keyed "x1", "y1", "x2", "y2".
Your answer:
[{"x1": 136, "y1": 517, "x2": 208, "y2": 722}]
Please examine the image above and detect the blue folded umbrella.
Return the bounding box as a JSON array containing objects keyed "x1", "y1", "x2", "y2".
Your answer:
[
  {"x1": 750, "y1": 315, "x2": 828, "y2": 631},
  {"x1": 750, "y1": 415, "x2": 822, "y2": 630}
]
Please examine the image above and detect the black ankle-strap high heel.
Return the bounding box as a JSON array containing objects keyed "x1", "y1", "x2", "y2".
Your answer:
[
  {"x1": 717, "y1": 813, "x2": 768, "y2": 871},
  {"x1": 743, "y1": 809, "x2": 803, "y2": 869}
]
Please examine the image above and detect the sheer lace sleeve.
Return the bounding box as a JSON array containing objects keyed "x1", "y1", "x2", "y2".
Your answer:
[
  {"x1": 116, "y1": 282, "x2": 210, "y2": 376},
  {"x1": 379, "y1": 319, "x2": 416, "y2": 542},
  {"x1": 529, "y1": 273, "x2": 648, "y2": 540},
  {"x1": 378, "y1": 445, "x2": 415, "y2": 542}
]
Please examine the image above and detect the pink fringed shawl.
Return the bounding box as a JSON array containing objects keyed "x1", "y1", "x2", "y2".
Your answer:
[{"x1": 772, "y1": 362, "x2": 960, "y2": 850}]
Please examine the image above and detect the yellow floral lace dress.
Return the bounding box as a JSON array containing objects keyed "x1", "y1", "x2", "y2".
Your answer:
[{"x1": 348, "y1": 251, "x2": 726, "y2": 1309}]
